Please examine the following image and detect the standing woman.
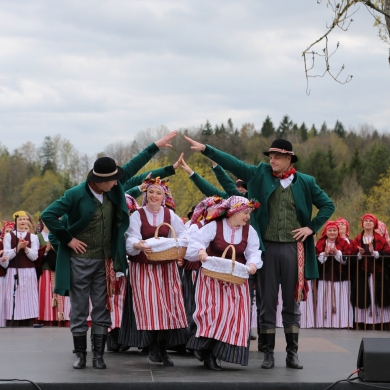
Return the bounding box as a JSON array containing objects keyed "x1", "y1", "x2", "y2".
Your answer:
[
  {"x1": 3, "y1": 211, "x2": 39, "y2": 326},
  {"x1": 350, "y1": 214, "x2": 390, "y2": 326},
  {"x1": 125, "y1": 177, "x2": 188, "y2": 366},
  {"x1": 185, "y1": 196, "x2": 262, "y2": 370},
  {"x1": 315, "y1": 221, "x2": 352, "y2": 328}
]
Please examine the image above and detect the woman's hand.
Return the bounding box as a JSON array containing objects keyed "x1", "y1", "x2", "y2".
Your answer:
[
  {"x1": 184, "y1": 135, "x2": 206, "y2": 152},
  {"x1": 198, "y1": 249, "x2": 208, "y2": 262},
  {"x1": 248, "y1": 263, "x2": 257, "y2": 275},
  {"x1": 177, "y1": 258, "x2": 184, "y2": 267},
  {"x1": 180, "y1": 157, "x2": 194, "y2": 176},
  {"x1": 155, "y1": 131, "x2": 178, "y2": 149},
  {"x1": 173, "y1": 153, "x2": 184, "y2": 170},
  {"x1": 45, "y1": 241, "x2": 51, "y2": 253},
  {"x1": 133, "y1": 240, "x2": 152, "y2": 253},
  {"x1": 357, "y1": 246, "x2": 365, "y2": 255}
]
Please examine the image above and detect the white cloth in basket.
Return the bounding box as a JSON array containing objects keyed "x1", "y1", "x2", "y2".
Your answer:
[
  {"x1": 202, "y1": 256, "x2": 250, "y2": 279},
  {"x1": 144, "y1": 237, "x2": 189, "y2": 252}
]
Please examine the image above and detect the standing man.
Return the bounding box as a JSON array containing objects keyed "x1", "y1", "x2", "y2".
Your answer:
[
  {"x1": 184, "y1": 136, "x2": 334, "y2": 369},
  {"x1": 41, "y1": 131, "x2": 178, "y2": 370}
]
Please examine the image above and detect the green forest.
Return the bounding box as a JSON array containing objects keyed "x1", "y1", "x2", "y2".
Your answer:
[{"x1": 1, "y1": 116, "x2": 390, "y2": 237}]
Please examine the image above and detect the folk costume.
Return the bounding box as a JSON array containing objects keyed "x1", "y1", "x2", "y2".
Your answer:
[
  {"x1": 200, "y1": 138, "x2": 335, "y2": 369},
  {"x1": 186, "y1": 196, "x2": 262, "y2": 369},
  {"x1": 315, "y1": 221, "x2": 353, "y2": 328},
  {"x1": 41, "y1": 142, "x2": 162, "y2": 370},
  {"x1": 3, "y1": 211, "x2": 39, "y2": 324},
  {"x1": 350, "y1": 214, "x2": 390, "y2": 325},
  {"x1": 125, "y1": 177, "x2": 188, "y2": 366}
]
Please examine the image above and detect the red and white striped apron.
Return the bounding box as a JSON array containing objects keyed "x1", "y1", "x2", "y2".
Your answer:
[
  {"x1": 109, "y1": 276, "x2": 127, "y2": 330},
  {"x1": 130, "y1": 261, "x2": 187, "y2": 330},
  {"x1": 38, "y1": 270, "x2": 57, "y2": 321}
]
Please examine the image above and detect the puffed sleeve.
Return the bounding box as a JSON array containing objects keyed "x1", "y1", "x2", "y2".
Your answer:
[
  {"x1": 185, "y1": 222, "x2": 217, "y2": 261},
  {"x1": 244, "y1": 226, "x2": 262, "y2": 269},
  {"x1": 125, "y1": 211, "x2": 142, "y2": 256},
  {"x1": 169, "y1": 210, "x2": 187, "y2": 239}
]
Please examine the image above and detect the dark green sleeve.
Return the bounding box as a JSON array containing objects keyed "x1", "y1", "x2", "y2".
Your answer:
[
  {"x1": 202, "y1": 145, "x2": 255, "y2": 183},
  {"x1": 125, "y1": 186, "x2": 142, "y2": 199},
  {"x1": 122, "y1": 165, "x2": 175, "y2": 191},
  {"x1": 212, "y1": 165, "x2": 242, "y2": 196},
  {"x1": 120, "y1": 143, "x2": 160, "y2": 184},
  {"x1": 190, "y1": 172, "x2": 228, "y2": 199}
]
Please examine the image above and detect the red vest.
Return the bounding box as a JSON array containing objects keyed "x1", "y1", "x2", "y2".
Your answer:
[
  {"x1": 128, "y1": 207, "x2": 173, "y2": 264},
  {"x1": 206, "y1": 219, "x2": 249, "y2": 265},
  {"x1": 9, "y1": 232, "x2": 34, "y2": 269}
]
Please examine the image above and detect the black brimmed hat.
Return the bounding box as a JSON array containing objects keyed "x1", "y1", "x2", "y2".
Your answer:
[
  {"x1": 87, "y1": 157, "x2": 124, "y2": 183},
  {"x1": 263, "y1": 139, "x2": 298, "y2": 163}
]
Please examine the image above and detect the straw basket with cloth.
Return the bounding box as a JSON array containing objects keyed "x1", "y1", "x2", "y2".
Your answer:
[
  {"x1": 144, "y1": 222, "x2": 188, "y2": 261},
  {"x1": 202, "y1": 244, "x2": 250, "y2": 285}
]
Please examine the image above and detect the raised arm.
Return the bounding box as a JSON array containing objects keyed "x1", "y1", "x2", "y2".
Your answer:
[
  {"x1": 120, "y1": 131, "x2": 178, "y2": 183},
  {"x1": 212, "y1": 163, "x2": 242, "y2": 196}
]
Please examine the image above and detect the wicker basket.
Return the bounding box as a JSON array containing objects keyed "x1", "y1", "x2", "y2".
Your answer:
[
  {"x1": 145, "y1": 222, "x2": 187, "y2": 261},
  {"x1": 202, "y1": 245, "x2": 247, "y2": 285}
]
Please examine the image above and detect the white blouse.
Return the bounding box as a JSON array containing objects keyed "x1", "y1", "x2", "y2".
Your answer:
[
  {"x1": 126, "y1": 207, "x2": 187, "y2": 256},
  {"x1": 3, "y1": 231, "x2": 39, "y2": 262},
  {"x1": 318, "y1": 240, "x2": 344, "y2": 264},
  {"x1": 185, "y1": 219, "x2": 263, "y2": 269}
]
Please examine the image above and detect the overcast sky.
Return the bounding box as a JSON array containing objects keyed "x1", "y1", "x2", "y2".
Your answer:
[{"x1": 0, "y1": 0, "x2": 389, "y2": 156}]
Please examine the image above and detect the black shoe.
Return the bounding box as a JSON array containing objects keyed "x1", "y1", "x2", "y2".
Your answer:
[
  {"x1": 158, "y1": 340, "x2": 174, "y2": 366},
  {"x1": 260, "y1": 332, "x2": 275, "y2": 369},
  {"x1": 204, "y1": 352, "x2": 222, "y2": 371},
  {"x1": 73, "y1": 335, "x2": 87, "y2": 369},
  {"x1": 92, "y1": 334, "x2": 107, "y2": 369},
  {"x1": 119, "y1": 345, "x2": 130, "y2": 352},
  {"x1": 148, "y1": 341, "x2": 160, "y2": 362},
  {"x1": 285, "y1": 332, "x2": 303, "y2": 369},
  {"x1": 140, "y1": 347, "x2": 149, "y2": 355},
  {"x1": 193, "y1": 349, "x2": 204, "y2": 362}
]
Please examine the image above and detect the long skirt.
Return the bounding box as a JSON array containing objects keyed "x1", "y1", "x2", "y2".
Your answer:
[
  {"x1": 0, "y1": 276, "x2": 6, "y2": 327},
  {"x1": 354, "y1": 275, "x2": 390, "y2": 324},
  {"x1": 187, "y1": 270, "x2": 251, "y2": 366},
  {"x1": 181, "y1": 269, "x2": 199, "y2": 333},
  {"x1": 5, "y1": 268, "x2": 38, "y2": 320},
  {"x1": 38, "y1": 270, "x2": 58, "y2": 321},
  {"x1": 276, "y1": 282, "x2": 315, "y2": 328},
  {"x1": 118, "y1": 263, "x2": 188, "y2": 348},
  {"x1": 109, "y1": 276, "x2": 127, "y2": 331},
  {"x1": 316, "y1": 281, "x2": 353, "y2": 328}
]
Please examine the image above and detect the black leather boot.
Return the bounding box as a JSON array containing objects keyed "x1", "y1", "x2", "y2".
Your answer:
[
  {"x1": 261, "y1": 333, "x2": 275, "y2": 369},
  {"x1": 204, "y1": 351, "x2": 222, "y2": 371},
  {"x1": 285, "y1": 332, "x2": 303, "y2": 369},
  {"x1": 148, "y1": 341, "x2": 160, "y2": 362},
  {"x1": 158, "y1": 340, "x2": 174, "y2": 366},
  {"x1": 193, "y1": 349, "x2": 204, "y2": 362},
  {"x1": 73, "y1": 335, "x2": 87, "y2": 369},
  {"x1": 257, "y1": 333, "x2": 265, "y2": 352},
  {"x1": 92, "y1": 334, "x2": 107, "y2": 369}
]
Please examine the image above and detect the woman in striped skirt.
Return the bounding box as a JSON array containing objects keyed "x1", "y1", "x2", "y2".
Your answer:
[
  {"x1": 315, "y1": 221, "x2": 353, "y2": 328},
  {"x1": 185, "y1": 196, "x2": 262, "y2": 370},
  {"x1": 3, "y1": 211, "x2": 39, "y2": 325},
  {"x1": 125, "y1": 177, "x2": 188, "y2": 366}
]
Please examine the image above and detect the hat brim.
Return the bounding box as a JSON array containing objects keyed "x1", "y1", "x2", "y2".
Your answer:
[
  {"x1": 87, "y1": 166, "x2": 124, "y2": 183},
  {"x1": 263, "y1": 151, "x2": 298, "y2": 163}
]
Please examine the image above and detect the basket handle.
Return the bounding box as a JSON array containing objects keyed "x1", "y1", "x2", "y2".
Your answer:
[
  {"x1": 222, "y1": 244, "x2": 236, "y2": 274},
  {"x1": 154, "y1": 222, "x2": 178, "y2": 241}
]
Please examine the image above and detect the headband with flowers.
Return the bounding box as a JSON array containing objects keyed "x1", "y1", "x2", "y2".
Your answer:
[
  {"x1": 141, "y1": 177, "x2": 176, "y2": 211},
  {"x1": 125, "y1": 194, "x2": 140, "y2": 214},
  {"x1": 226, "y1": 196, "x2": 260, "y2": 217}
]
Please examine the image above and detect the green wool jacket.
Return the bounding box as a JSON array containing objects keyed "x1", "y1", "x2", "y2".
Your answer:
[
  {"x1": 202, "y1": 145, "x2": 335, "y2": 279},
  {"x1": 41, "y1": 142, "x2": 160, "y2": 295}
]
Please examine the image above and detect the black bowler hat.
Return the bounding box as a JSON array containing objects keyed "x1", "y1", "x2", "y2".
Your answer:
[
  {"x1": 263, "y1": 139, "x2": 298, "y2": 163},
  {"x1": 87, "y1": 157, "x2": 124, "y2": 183}
]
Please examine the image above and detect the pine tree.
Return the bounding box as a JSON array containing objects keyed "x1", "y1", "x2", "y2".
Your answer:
[{"x1": 260, "y1": 116, "x2": 275, "y2": 137}]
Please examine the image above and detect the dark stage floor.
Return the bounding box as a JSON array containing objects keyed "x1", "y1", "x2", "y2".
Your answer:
[{"x1": 0, "y1": 327, "x2": 390, "y2": 390}]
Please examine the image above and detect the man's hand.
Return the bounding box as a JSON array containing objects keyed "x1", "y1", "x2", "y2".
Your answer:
[
  {"x1": 180, "y1": 157, "x2": 194, "y2": 176},
  {"x1": 68, "y1": 238, "x2": 88, "y2": 254},
  {"x1": 292, "y1": 227, "x2": 313, "y2": 242},
  {"x1": 210, "y1": 159, "x2": 218, "y2": 168},
  {"x1": 173, "y1": 153, "x2": 184, "y2": 170},
  {"x1": 155, "y1": 131, "x2": 178, "y2": 149},
  {"x1": 184, "y1": 135, "x2": 206, "y2": 152}
]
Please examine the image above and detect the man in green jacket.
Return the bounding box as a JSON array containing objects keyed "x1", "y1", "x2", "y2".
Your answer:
[
  {"x1": 185, "y1": 136, "x2": 335, "y2": 370},
  {"x1": 41, "y1": 131, "x2": 178, "y2": 370}
]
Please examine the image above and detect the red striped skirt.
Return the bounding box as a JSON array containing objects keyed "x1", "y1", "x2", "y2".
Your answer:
[
  {"x1": 109, "y1": 276, "x2": 127, "y2": 330},
  {"x1": 129, "y1": 262, "x2": 187, "y2": 330},
  {"x1": 38, "y1": 270, "x2": 58, "y2": 321},
  {"x1": 5, "y1": 268, "x2": 38, "y2": 320},
  {"x1": 193, "y1": 269, "x2": 250, "y2": 347}
]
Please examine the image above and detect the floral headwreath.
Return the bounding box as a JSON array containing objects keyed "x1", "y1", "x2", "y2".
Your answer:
[
  {"x1": 141, "y1": 177, "x2": 176, "y2": 211},
  {"x1": 226, "y1": 196, "x2": 260, "y2": 217},
  {"x1": 190, "y1": 196, "x2": 226, "y2": 225}
]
